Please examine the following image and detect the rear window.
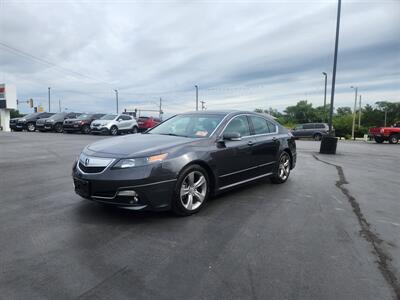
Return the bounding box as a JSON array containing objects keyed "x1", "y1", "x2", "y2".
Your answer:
[{"x1": 315, "y1": 124, "x2": 326, "y2": 129}]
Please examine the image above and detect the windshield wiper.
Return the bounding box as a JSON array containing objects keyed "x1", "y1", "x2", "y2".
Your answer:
[{"x1": 159, "y1": 133, "x2": 189, "y2": 137}]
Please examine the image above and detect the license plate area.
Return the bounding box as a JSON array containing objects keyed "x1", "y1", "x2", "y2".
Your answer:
[{"x1": 74, "y1": 178, "x2": 91, "y2": 198}]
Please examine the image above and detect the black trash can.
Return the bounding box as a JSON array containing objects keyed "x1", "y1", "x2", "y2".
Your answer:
[{"x1": 320, "y1": 136, "x2": 338, "y2": 154}]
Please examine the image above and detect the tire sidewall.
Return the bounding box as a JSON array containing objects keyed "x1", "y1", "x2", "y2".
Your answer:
[
  {"x1": 55, "y1": 123, "x2": 63, "y2": 133},
  {"x1": 389, "y1": 135, "x2": 399, "y2": 144},
  {"x1": 172, "y1": 164, "x2": 210, "y2": 216},
  {"x1": 271, "y1": 151, "x2": 291, "y2": 184},
  {"x1": 314, "y1": 133, "x2": 322, "y2": 141}
]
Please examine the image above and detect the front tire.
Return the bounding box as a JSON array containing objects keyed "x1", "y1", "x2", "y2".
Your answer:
[
  {"x1": 81, "y1": 125, "x2": 90, "y2": 134},
  {"x1": 27, "y1": 122, "x2": 36, "y2": 132},
  {"x1": 54, "y1": 123, "x2": 63, "y2": 133},
  {"x1": 374, "y1": 136, "x2": 384, "y2": 143},
  {"x1": 172, "y1": 165, "x2": 210, "y2": 216},
  {"x1": 110, "y1": 125, "x2": 118, "y2": 136},
  {"x1": 271, "y1": 151, "x2": 291, "y2": 184},
  {"x1": 131, "y1": 126, "x2": 138, "y2": 134},
  {"x1": 388, "y1": 134, "x2": 399, "y2": 144}
]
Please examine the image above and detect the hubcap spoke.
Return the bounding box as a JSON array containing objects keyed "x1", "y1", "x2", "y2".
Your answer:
[
  {"x1": 188, "y1": 172, "x2": 195, "y2": 185},
  {"x1": 194, "y1": 191, "x2": 205, "y2": 203},
  {"x1": 194, "y1": 176, "x2": 205, "y2": 188},
  {"x1": 180, "y1": 186, "x2": 190, "y2": 197},
  {"x1": 186, "y1": 194, "x2": 193, "y2": 210}
]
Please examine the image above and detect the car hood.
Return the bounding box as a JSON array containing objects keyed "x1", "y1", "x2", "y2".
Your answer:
[
  {"x1": 91, "y1": 120, "x2": 111, "y2": 126},
  {"x1": 85, "y1": 133, "x2": 196, "y2": 158}
]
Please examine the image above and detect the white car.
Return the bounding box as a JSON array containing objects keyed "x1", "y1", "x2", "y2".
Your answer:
[{"x1": 90, "y1": 114, "x2": 138, "y2": 136}]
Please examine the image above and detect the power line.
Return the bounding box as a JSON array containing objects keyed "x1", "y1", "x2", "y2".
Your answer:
[{"x1": 0, "y1": 41, "x2": 112, "y2": 86}]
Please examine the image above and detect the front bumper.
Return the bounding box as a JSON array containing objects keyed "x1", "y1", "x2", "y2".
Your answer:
[
  {"x1": 15, "y1": 123, "x2": 27, "y2": 130},
  {"x1": 90, "y1": 126, "x2": 110, "y2": 134},
  {"x1": 72, "y1": 161, "x2": 176, "y2": 211},
  {"x1": 63, "y1": 124, "x2": 82, "y2": 132}
]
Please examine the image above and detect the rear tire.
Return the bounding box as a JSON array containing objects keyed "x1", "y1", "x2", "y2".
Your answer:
[
  {"x1": 374, "y1": 136, "x2": 384, "y2": 143},
  {"x1": 131, "y1": 126, "x2": 138, "y2": 134},
  {"x1": 313, "y1": 133, "x2": 322, "y2": 141},
  {"x1": 271, "y1": 151, "x2": 291, "y2": 184},
  {"x1": 388, "y1": 134, "x2": 399, "y2": 144},
  {"x1": 172, "y1": 164, "x2": 210, "y2": 216}
]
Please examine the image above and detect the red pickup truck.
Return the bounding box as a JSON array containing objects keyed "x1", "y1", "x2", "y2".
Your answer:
[{"x1": 368, "y1": 122, "x2": 400, "y2": 144}]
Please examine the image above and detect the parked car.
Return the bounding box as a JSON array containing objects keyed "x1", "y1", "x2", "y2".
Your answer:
[
  {"x1": 9, "y1": 117, "x2": 22, "y2": 131},
  {"x1": 90, "y1": 114, "x2": 138, "y2": 136},
  {"x1": 368, "y1": 122, "x2": 400, "y2": 144},
  {"x1": 73, "y1": 110, "x2": 297, "y2": 215},
  {"x1": 63, "y1": 113, "x2": 105, "y2": 134},
  {"x1": 15, "y1": 112, "x2": 54, "y2": 132},
  {"x1": 137, "y1": 116, "x2": 161, "y2": 132},
  {"x1": 291, "y1": 123, "x2": 330, "y2": 140},
  {"x1": 36, "y1": 112, "x2": 81, "y2": 133}
]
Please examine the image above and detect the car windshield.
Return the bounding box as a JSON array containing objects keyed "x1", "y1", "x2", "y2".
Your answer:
[
  {"x1": 48, "y1": 113, "x2": 65, "y2": 119},
  {"x1": 23, "y1": 113, "x2": 39, "y2": 119},
  {"x1": 148, "y1": 114, "x2": 225, "y2": 138},
  {"x1": 100, "y1": 114, "x2": 117, "y2": 120},
  {"x1": 77, "y1": 114, "x2": 92, "y2": 119}
]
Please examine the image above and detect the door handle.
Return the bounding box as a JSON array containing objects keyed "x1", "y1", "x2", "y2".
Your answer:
[{"x1": 247, "y1": 141, "x2": 254, "y2": 146}]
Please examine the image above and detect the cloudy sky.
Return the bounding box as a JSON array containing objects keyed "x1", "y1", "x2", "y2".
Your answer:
[{"x1": 0, "y1": 0, "x2": 399, "y2": 116}]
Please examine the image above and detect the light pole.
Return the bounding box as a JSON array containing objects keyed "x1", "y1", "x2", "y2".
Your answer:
[
  {"x1": 322, "y1": 72, "x2": 327, "y2": 122},
  {"x1": 350, "y1": 86, "x2": 358, "y2": 139},
  {"x1": 114, "y1": 89, "x2": 119, "y2": 114},
  {"x1": 327, "y1": 0, "x2": 341, "y2": 135},
  {"x1": 384, "y1": 110, "x2": 387, "y2": 127},
  {"x1": 195, "y1": 85, "x2": 199, "y2": 111},
  {"x1": 48, "y1": 87, "x2": 51, "y2": 112},
  {"x1": 358, "y1": 94, "x2": 362, "y2": 127}
]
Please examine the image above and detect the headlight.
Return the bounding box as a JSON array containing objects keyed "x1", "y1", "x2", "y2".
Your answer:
[{"x1": 113, "y1": 153, "x2": 168, "y2": 169}]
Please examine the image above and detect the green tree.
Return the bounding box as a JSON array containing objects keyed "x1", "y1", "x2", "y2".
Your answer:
[{"x1": 284, "y1": 100, "x2": 317, "y2": 124}]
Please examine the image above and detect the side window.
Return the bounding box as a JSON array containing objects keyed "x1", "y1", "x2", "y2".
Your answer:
[
  {"x1": 250, "y1": 116, "x2": 270, "y2": 135},
  {"x1": 295, "y1": 125, "x2": 303, "y2": 130},
  {"x1": 122, "y1": 115, "x2": 131, "y2": 121},
  {"x1": 266, "y1": 120, "x2": 277, "y2": 133},
  {"x1": 224, "y1": 115, "x2": 251, "y2": 137},
  {"x1": 303, "y1": 124, "x2": 314, "y2": 129},
  {"x1": 315, "y1": 124, "x2": 325, "y2": 129}
]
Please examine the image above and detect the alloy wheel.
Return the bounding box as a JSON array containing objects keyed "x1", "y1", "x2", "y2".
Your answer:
[
  {"x1": 110, "y1": 126, "x2": 118, "y2": 136},
  {"x1": 278, "y1": 153, "x2": 290, "y2": 181},
  {"x1": 180, "y1": 171, "x2": 207, "y2": 211},
  {"x1": 27, "y1": 123, "x2": 35, "y2": 132}
]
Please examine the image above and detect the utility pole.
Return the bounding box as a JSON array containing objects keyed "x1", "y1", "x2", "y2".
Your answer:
[
  {"x1": 350, "y1": 86, "x2": 358, "y2": 139},
  {"x1": 195, "y1": 85, "x2": 199, "y2": 111},
  {"x1": 322, "y1": 72, "x2": 327, "y2": 122},
  {"x1": 358, "y1": 94, "x2": 362, "y2": 127},
  {"x1": 159, "y1": 97, "x2": 162, "y2": 119},
  {"x1": 328, "y1": 0, "x2": 341, "y2": 135},
  {"x1": 384, "y1": 110, "x2": 387, "y2": 127},
  {"x1": 200, "y1": 100, "x2": 206, "y2": 110},
  {"x1": 114, "y1": 89, "x2": 119, "y2": 114},
  {"x1": 59, "y1": 99, "x2": 61, "y2": 112},
  {"x1": 48, "y1": 87, "x2": 51, "y2": 112}
]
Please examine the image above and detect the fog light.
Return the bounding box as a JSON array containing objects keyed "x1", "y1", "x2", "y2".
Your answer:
[{"x1": 117, "y1": 190, "x2": 139, "y2": 203}]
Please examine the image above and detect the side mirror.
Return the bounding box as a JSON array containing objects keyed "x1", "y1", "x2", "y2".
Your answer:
[{"x1": 222, "y1": 132, "x2": 241, "y2": 141}]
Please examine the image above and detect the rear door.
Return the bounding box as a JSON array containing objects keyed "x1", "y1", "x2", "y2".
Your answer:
[
  {"x1": 121, "y1": 115, "x2": 132, "y2": 129},
  {"x1": 249, "y1": 115, "x2": 280, "y2": 174},
  {"x1": 303, "y1": 123, "x2": 315, "y2": 137}
]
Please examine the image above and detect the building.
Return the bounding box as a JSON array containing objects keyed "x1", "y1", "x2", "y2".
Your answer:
[{"x1": 0, "y1": 83, "x2": 17, "y2": 132}]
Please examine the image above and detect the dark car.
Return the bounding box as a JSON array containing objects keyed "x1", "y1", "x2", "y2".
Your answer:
[
  {"x1": 291, "y1": 123, "x2": 330, "y2": 140},
  {"x1": 72, "y1": 111, "x2": 296, "y2": 215},
  {"x1": 63, "y1": 113, "x2": 105, "y2": 134},
  {"x1": 137, "y1": 116, "x2": 161, "y2": 132},
  {"x1": 9, "y1": 117, "x2": 22, "y2": 131},
  {"x1": 15, "y1": 112, "x2": 54, "y2": 132},
  {"x1": 36, "y1": 112, "x2": 81, "y2": 133}
]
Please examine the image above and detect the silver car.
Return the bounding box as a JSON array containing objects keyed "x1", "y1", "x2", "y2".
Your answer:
[{"x1": 90, "y1": 114, "x2": 139, "y2": 136}]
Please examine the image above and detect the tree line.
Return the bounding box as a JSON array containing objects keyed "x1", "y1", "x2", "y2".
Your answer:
[{"x1": 255, "y1": 100, "x2": 400, "y2": 138}]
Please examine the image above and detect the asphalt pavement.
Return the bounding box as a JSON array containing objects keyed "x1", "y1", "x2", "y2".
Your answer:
[{"x1": 0, "y1": 132, "x2": 399, "y2": 300}]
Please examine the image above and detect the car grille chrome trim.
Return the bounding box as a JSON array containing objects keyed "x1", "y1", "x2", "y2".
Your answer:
[
  {"x1": 219, "y1": 161, "x2": 276, "y2": 178},
  {"x1": 218, "y1": 172, "x2": 273, "y2": 191}
]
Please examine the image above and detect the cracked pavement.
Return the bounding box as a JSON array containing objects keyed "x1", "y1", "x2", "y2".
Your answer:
[{"x1": 0, "y1": 133, "x2": 399, "y2": 299}]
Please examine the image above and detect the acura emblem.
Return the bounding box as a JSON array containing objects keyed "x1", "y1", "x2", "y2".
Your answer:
[{"x1": 85, "y1": 158, "x2": 90, "y2": 167}]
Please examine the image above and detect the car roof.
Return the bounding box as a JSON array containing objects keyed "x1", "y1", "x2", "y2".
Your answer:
[{"x1": 179, "y1": 110, "x2": 276, "y2": 121}]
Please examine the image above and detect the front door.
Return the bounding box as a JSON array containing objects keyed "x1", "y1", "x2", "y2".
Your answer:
[{"x1": 212, "y1": 115, "x2": 257, "y2": 189}]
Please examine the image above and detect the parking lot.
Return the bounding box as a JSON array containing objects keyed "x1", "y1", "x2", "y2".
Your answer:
[{"x1": 0, "y1": 132, "x2": 399, "y2": 299}]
